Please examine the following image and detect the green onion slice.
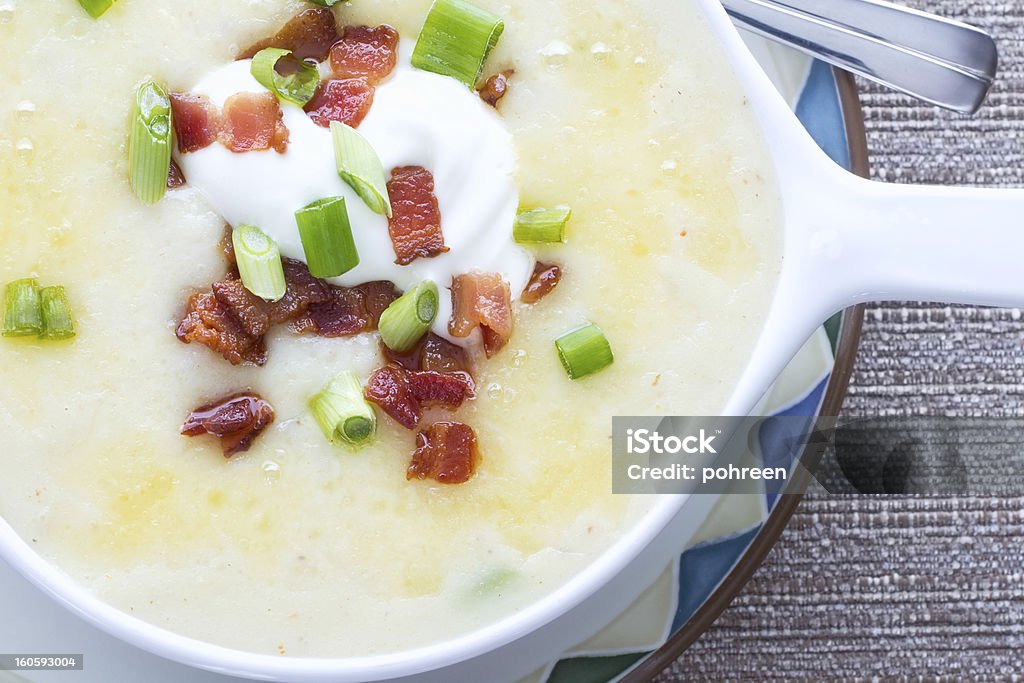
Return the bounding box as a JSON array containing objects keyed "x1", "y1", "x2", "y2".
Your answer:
[
  {"x1": 250, "y1": 48, "x2": 321, "y2": 107},
  {"x1": 2, "y1": 279, "x2": 42, "y2": 338},
  {"x1": 295, "y1": 197, "x2": 360, "y2": 279},
  {"x1": 330, "y1": 121, "x2": 392, "y2": 217},
  {"x1": 412, "y1": 0, "x2": 504, "y2": 87},
  {"x1": 310, "y1": 372, "x2": 377, "y2": 448},
  {"x1": 78, "y1": 0, "x2": 115, "y2": 18},
  {"x1": 128, "y1": 80, "x2": 173, "y2": 205},
  {"x1": 378, "y1": 281, "x2": 439, "y2": 353},
  {"x1": 232, "y1": 224, "x2": 287, "y2": 302},
  {"x1": 514, "y1": 207, "x2": 572, "y2": 244},
  {"x1": 305, "y1": 0, "x2": 343, "y2": 6},
  {"x1": 555, "y1": 324, "x2": 614, "y2": 380},
  {"x1": 39, "y1": 286, "x2": 76, "y2": 341}
]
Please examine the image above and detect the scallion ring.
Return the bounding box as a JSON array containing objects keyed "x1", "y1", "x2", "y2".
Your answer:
[
  {"x1": 555, "y1": 324, "x2": 614, "y2": 380},
  {"x1": 310, "y1": 372, "x2": 378, "y2": 448},
  {"x1": 78, "y1": 0, "x2": 115, "y2": 18},
  {"x1": 128, "y1": 80, "x2": 173, "y2": 205},
  {"x1": 250, "y1": 47, "x2": 321, "y2": 107},
  {"x1": 39, "y1": 286, "x2": 76, "y2": 341},
  {"x1": 513, "y1": 207, "x2": 572, "y2": 244},
  {"x1": 232, "y1": 224, "x2": 287, "y2": 302},
  {"x1": 330, "y1": 121, "x2": 392, "y2": 217},
  {"x1": 412, "y1": 0, "x2": 504, "y2": 87},
  {"x1": 378, "y1": 281, "x2": 439, "y2": 353},
  {"x1": 2, "y1": 278, "x2": 42, "y2": 338},
  {"x1": 295, "y1": 197, "x2": 360, "y2": 279}
]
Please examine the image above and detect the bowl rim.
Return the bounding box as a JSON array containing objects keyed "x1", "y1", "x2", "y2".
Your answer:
[{"x1": 622, "y1": 67, "x2": 869, "y2": 682}]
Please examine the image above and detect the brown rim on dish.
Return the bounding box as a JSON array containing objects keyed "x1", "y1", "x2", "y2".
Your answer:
[{"x1": 625, "y1": 68, "x2": 868, "y2": 682}]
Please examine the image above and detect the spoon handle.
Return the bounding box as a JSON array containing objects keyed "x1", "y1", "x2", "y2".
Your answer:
[{"x1": 722, "y1": 0, "x2": 998, "y2": 113}]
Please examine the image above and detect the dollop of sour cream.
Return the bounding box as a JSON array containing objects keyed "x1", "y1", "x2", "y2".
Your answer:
[{"x1": 175, "y1": 55, "x2": 533, "y2": 344}]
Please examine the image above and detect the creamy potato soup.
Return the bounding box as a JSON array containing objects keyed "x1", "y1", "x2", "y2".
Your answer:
[{"x1": 0, "y1": 0, "x2": 781, "y2": 657}]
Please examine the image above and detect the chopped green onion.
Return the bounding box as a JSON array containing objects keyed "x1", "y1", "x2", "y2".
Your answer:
[
  {"x1": 39, "y1": 286, "x2": 76, "y2": 341},
  {"x1": 78, "y1": 0, "x2": 115, "y2": 18},
  {"x1": 378, "y1": 281, "x2": 439, "y2": 353},
  {"x1": 412, "y1": 0, "x2": 504, "y2": 87},
  {"x1": 513, "y1": 207, "x2": 572, "y2": 244},
  {"x1": 555, "y1": 324, "x2": 614, "y2": 380},
  {"x1": 3, "y1": 279, "x2": 42, "y2": 338},
  {"x1": 128, "y1": 80, "x2": 173, "y2": 205},
  {"x1": 330, "y1": 122, "x2": 392, "y2": 217},
  {"x1": 232, "y1": 224, "x2": 287, "y2": 302},
  {"x1": 295, "y1": 197, "x2": 360, "y2": 279},
  {"x1": 250, "y1": 48, "x2": 320, "y2": 107},
  {"x1": 305, "y1": 0, "x2": 343, "y2": 5},
  {"x1": 310, "y1": 372, "x2": 377, "y2": 448}
]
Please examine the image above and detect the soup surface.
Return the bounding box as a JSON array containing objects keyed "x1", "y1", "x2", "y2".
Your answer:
[{"x1": 0, "y1": 0, "x2": 782, "y2": 657}]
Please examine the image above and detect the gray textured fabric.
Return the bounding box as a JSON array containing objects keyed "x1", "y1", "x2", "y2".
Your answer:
[{"x1": 659, "y1": 1, "x2": 1024, "y2": 679}]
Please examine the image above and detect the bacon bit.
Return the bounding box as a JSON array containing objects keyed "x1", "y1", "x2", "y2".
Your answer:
[
  {"x1": 212, "y1": 276, "x2": 272, "y2": 337},
  {"x1": 221, "y1": 92, "x2": 290, "y2": 154},
  {"x1": 408, "y1": 371, "x2": 475, "y2": 407},
  {"x1": 330, "y1": 25, "x2": 399, "y2": 85},
  {"x1": 170, "y1": 93, "x2": 221, "y2": 153},
  {"x1": 211, "y1": 259, "x2": 331, "y2": 338},
  {"x1": 167, "y1": 159, "x2": 186, "y2": 189},
  {"x1": 478, "y1": 70, "x2": 513, "y2": 107},
  {"x1": 386, "y1": 166, "x2": 448, "y2": 266},
  {"x1": 304, "y1": 78, "x2": 375, "y2": 128},
  {"x1": 176, "y1": 292, "x2": 267, "y2": 366},
  {"x1": 383, "y1": 333, "x2": 471, "y2": 374},
  {"x1": 521, "y1": 262, "x2": 562, "y2": 304},
  {"x1": 364, "y1": 366, "x2": 420, "y2": 429},
  {"x1": 272, "y1": 258, "x2": 334, "y2": 320},
  {"x1": 408, "y1": 422, "x2": 479, "y2": 485},
  {"x1": 365, "y1": 365, "x2": 474, "y2": 430},
  {"x1": 181, "y1": 393, "x2": 275, "y2": 458},
  {"x1": 295, "y1": 281, "x2": 400, "y2": 337},
  {"x1": 359, "y1": 280, "x2": 403, "y2": 326},
  {"x1": 241, "y1": 7, "x2": 341, "y2": 62},
  {"x1": 449, "y1": 273, "x2": 513, "y2": 358}
]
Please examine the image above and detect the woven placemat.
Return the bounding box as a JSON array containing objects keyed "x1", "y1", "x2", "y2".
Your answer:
[{"x1": 660, "y1": 1, "x2": 1024, "y2": 679}]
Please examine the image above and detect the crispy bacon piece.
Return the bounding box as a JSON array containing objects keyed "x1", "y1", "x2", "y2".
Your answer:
[
  {"x1": 408, "y1": 371, "x2": 475, "y2": 408},
  {"x1": 212, "y1": 276, "x2": 271, "y2": 337},
  {"x1": 386, "y1": 166, "x2": 448, "y2": 266},
  {"x1": 176, "y1": 292, "x2": 267, "y2": 366},
  {"x1": 294, "y1": 281, "x2": 400, "y2": 337},
  {"x1": 408, "y1": 422, "x2": 479, "y2": 485},
  {"x1": 167, "y1": 159, "x2": 186, "y2": 189},
  {"x1": 329, "y1": 25, "x2": 399, "y2": 84},
  {"x1": 449, "y1": 273, "x2": 513, "y2": 358},
  {"x1": 273, "y1": 258, "x2": 334, "y2": 320},
  {"x1": 211, "y1": 259, "x2": 331, "y2": 338},
  {"x1": 365, "y1": 366, "x2": 420, "y2": 429},
  {"x1": 383, "y1": 333, "x2": 471, "y2": 375},
  {"x1": 304, "y1": 78, "x2": 375, "y2": 128},
  {"x1": 221, "y1": 92, "x2": 289, "y2": 154},
  {"x1": 365, "y1": 365, "x2": 474, "y2": 430},
  {"x1": 478, "y1": 70, "x2": 513, "y2": 107},
  {"x1": 181, "y1": 393, "x2": 275, "y2": 458},
  {"x1": 241, "y1": 7, "x2": 341, "y2": 62},
  {"x1": 521, "y1": 262, "x2": 562, "y2": 304},
  {"x1": 170, "y1": 93, "x2": 221, "y2": 153}
]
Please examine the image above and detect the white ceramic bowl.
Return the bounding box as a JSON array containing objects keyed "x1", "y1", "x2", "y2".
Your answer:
[{"x1": 3, "y1": 1, "x2": 1021, "y2": 681}]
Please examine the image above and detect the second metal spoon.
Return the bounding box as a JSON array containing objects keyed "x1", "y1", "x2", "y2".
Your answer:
[{"x1": 723, "y1": 0, "x2": 998, "y2": 113}]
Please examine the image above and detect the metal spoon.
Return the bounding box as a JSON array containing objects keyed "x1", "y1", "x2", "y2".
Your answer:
[{"x1": 722, "y1": 0, "x2": 998, "y2": 113}]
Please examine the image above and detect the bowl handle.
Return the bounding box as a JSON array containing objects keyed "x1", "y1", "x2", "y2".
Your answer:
[
  {"x1": 792, "y1": 165, "x2": 1024, "y2": 312},
  {"x1": 725, "y1": 162, "x2": 1024, "y2": 414}
]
